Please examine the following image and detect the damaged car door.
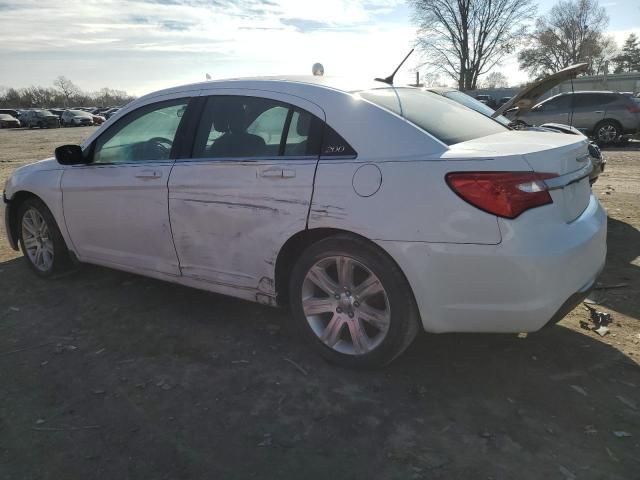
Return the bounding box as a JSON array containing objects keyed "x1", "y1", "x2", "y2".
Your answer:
[{"x1": 167, "y1": 92, "x2": 323, "y2": 303}]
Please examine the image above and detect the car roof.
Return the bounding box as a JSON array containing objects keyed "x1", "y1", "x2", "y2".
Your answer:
[{"x1": 139, "y1": 75, "x2": 388, "y2": 101}]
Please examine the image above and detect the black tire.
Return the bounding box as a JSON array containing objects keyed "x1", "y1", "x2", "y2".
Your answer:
[
  {"x1": 594, "y1": 120, "x2": 621, "y2": 145},
  {"x1": 17, "y1": 197, "x2": 71, "y2": 278},
  {"x1": 289, "y1": 234, "x2": 420, "y2": 368}
]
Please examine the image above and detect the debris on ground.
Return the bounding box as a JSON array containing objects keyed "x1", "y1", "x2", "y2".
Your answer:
[
  {"x1": 616, "y1": 396, "x2": 637, "y2": 411},
  {"x1": 54, "y1": 343, "x2": 77, "y2": 354},
  {"x1": 594, "y1": 282, "x2": 629, "y2": 290},
  {"x1": 581, "y1": 305, "x2": 613, "y2": 336},
  {"x1": 605, "y1": 447, "x2": 620, "y2": 462},
  {"x1": 613, "y1": 431, "x2": 632, "y2": 438},
  {"x1": 570, "y1": 385, "x2": 588, "y2": 396},
  {"x1": 584, "y1": 425, "x2": 597, "y2": 435},
  {"x1": 283, "y1": 357, "x2": 308, "y2": 376},
  {"x1": 558, "y1": 465, "x2": 576, "y2": 480}
]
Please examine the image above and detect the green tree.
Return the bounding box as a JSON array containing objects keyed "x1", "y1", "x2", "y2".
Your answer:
[{"x1": 612, "y1": 33, "x2": 640, "y2": 73}]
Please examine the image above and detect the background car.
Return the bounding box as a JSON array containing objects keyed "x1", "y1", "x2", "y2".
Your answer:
[
  {"x1": 504, "y1": 91, "x2": 640, "y2": 145},
  {"x1": 475, "y1": 94, "x2": 497, "y2": 108},
  {"x1": 91, "y1": 114, "x2": 106, "y2": 125},
  {"x1": 102, "y1": 107, "x2": 121, "y2": 119},
  {"x1": 499, "y1": 96, "x2": 512, "y2": 106},
  {"x1": 61, "y1": 109, "x2": 94, "y2": 127},
  {"x1": 0, "y1": 108, "x2": 20, "y2": 118},
  {"x1": 426, "y1": 79, "x2": 604, "y2": 184},
  {"x1": 48, "y1": 109, "x2": 65, "y2": 120},
  {"x1": 20, "y1": 110, "x2": 59, "y2": 128},
  {"x1": 3, "y1": 77, "x2": 606, "y2": 367},
  {"x1": 0, "y1": 113, "x2": 20, "y2": 128}
]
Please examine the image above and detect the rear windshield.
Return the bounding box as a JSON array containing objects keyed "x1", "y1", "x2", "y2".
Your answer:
[
  {"x1": 441, "y1": 90, "x2": 511, "y2": 127},
  {"x1": 69, "y1": 110, "x2": 91, "y2": 116},
  {"x1": 358, "y1": 87, "x2": 507, "y2": 145}
]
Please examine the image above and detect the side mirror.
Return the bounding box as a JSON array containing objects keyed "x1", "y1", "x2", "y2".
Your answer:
[{"x1": 55, "y1": 144, "x2": 87, "y2": 165}]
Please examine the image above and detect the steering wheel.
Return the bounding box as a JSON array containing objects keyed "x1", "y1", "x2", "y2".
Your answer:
[{"x1": 145, "y1": 136, "x2": 173, "y2": 159}]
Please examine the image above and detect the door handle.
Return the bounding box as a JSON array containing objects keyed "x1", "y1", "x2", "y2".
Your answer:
[
  {"x1": 259, "y1": 168, "x2": 296, "y2": 179},
  {"x1": 135, "y1": 170, "x2": 162, "y2": 179},
  {"x1": 260, "y1": 167, "x2": 283, "y2": 178}
]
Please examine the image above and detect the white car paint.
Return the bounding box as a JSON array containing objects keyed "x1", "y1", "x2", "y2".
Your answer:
[{"x1": 3, "y1": 76, "x2": 607, "y2": 334}]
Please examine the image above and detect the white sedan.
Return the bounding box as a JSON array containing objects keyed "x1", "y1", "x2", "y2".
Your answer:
[{"x1": 3, "y1": 76, "x2": 607, "y2": 367}]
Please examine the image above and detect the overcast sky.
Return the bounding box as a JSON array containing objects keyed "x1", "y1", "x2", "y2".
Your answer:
[{"x1": 0, "y1": 0, "x2": 638, "y2": 96}]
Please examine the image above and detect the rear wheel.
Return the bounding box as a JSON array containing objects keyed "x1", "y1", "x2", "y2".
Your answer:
[
  {"x1": 594, "y1": 120, "x2": 621, "y2": 145},
  {"x1": 289, "y1": 235, "x2": 420, "y2": 368},
  {"x1": 18, "y1": 198, "x2": 71, "y2": 277}
]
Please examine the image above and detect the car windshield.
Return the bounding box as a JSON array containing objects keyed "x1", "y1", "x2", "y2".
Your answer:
[
  {"x1": 358, "y1": 87, "x2": 507, "y2": 145},
  {"x1": 69, "y1": 110, "x2": 91, "y2": 117},
  {"x1": 441, "y1": 90, "x2": 511, "y2": 127},
  {"x1": 32, "y1": 110, "x2": 51, "y2": 116},
  {"x1": 0, "y1": 114, "x2": 13, "y2": 120}
]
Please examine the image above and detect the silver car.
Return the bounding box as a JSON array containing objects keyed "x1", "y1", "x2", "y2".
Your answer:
[{"x1": 506, "y1": 91, "x2": 640, "y2": 145}]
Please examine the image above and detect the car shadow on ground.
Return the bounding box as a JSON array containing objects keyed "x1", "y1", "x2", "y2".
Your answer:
[
  {"x1": 592, "y1": 216, "x2": 640, "y2": 321},
  {"x1": 0, "y1": 254, "x2": 638, "y2": 479}
]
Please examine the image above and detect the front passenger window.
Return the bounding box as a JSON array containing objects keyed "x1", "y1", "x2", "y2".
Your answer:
[{"x1": 93, "y1": 100, "x2": 188, "y2": 164}]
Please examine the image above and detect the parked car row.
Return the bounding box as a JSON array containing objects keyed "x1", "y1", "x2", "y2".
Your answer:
[{"x1": 0, "y1": 107, "x2": 117, "y2": 128}]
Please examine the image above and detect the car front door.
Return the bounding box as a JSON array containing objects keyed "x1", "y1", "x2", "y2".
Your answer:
[
  {"x1": 61, "y1": 96, "x2": 193, "y2": 276},
  {"x1": 168, "y1": 92, "x2": 323, "y2": 302},
  {"x1": 525, "y1": 95, "x2": 571, "y2": 126}
]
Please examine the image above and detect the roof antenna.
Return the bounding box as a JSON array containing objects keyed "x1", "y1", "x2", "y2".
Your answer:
[{"x1": 375, "y1": 48, "x2": 414, "y2": 85}]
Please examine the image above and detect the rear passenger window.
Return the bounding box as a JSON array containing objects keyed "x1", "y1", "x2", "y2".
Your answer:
[{"x1": 193, "y1": 96, "x2": 322, "y2": 158}]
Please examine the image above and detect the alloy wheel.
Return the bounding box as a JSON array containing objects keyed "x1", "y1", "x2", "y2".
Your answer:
[
  {"x1": 301, "y1": 255, "x2": 391, "y2": 355},
  {"x1": 597, "y1": 124, "x2": 618, "y2": 143},
  {"x1": 21, "y1": 208, "x2": 54, "y2": 272}
]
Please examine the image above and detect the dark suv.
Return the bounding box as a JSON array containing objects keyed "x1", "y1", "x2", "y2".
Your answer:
[
  {"x1": 507, "y1": 91, "x2": 640, "y2": 144},
  {"x1": 21, "y1": 110, "x2": 60, "y2": 129}
]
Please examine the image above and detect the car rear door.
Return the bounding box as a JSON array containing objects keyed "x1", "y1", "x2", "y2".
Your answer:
[
  {"x1": 61, "y1": 95, "x2": 194, "y2": 276},
  {"x1": 569, "y1": 93, "x2": 607, "y2": 132},
  {"x1": 167, "y1": 91, "x2": 324, "y2": 302}
]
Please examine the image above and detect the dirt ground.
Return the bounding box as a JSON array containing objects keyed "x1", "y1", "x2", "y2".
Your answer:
[{"x1": 0, "y1": 127, "x2": 638, "y2": 480}]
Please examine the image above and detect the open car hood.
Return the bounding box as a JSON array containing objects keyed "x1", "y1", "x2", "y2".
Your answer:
[{"x1": 492, "y1": 63, "x2": 589, "y2": 118}]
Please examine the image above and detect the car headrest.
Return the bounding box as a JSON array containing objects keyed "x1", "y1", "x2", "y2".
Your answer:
[
  {"x1": 296, "y1": 112, "x2": 311, "y2": 136},
  {"x1": 212, "y1": 104, "x2": 229, "y2": 133},
  {"x1": 227, "y1": 103, "x2": 247, "y2": 134}
]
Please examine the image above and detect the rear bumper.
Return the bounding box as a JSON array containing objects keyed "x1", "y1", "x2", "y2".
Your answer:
[{"x1": 377, "y1": 194, "x2": 607, "y2": 333}]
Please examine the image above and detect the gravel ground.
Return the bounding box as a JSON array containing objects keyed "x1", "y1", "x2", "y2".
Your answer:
[{"x1": 0, "y1": 127, "x2": 638, "y2": 479}]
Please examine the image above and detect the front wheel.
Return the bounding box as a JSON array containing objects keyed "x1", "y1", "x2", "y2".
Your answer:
[
  {"x1": 18, "y1": 198, "x2": 71, "y2": 277},
  {"x1": 594, "y1": 120, "x2": 621, "y2": 145},
  {"x1": 289, "y1": 235, "x2": 420, "y2": 368}
]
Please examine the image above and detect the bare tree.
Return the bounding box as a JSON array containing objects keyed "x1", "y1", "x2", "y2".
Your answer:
[
  {"x1": 480, "y1": 71, "x2": 509, "y2": 88},
  {"x1": 409, "y1": 0, "x2": 536, "y2": 91},
  {"x1": 53, "y1": 76, "x2": 80, "y2": 107},
  {"x1": 518, "y1": 0, "x2": 609, "y2": 78}
]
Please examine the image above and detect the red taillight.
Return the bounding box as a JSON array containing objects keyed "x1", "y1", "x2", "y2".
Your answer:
[
  {"x1": 626, "y1": 104, "x2": 640, "y2": 113},
  {"x1": 445, "y1": 171, "x2": 557, "y2": 219}
]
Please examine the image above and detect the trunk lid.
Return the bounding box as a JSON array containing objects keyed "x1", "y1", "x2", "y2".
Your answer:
[{"x1": 446, "y1": 131, "x2": 592, "y2": 222}]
